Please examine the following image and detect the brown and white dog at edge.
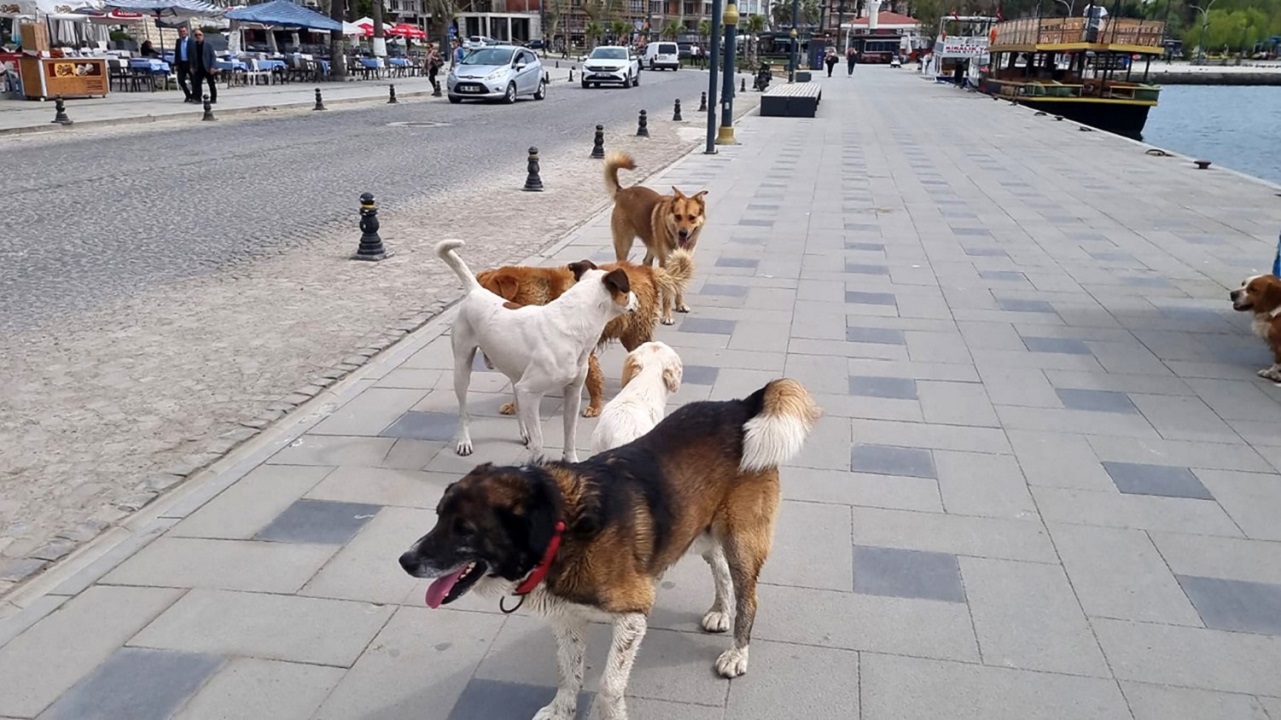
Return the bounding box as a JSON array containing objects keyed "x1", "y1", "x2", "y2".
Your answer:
[
  {"x1": 435, "y1": 239, "x2": 637, "y2": 462},
  {"x1": 605, "y1": 151, "x2": 707, "y2": 318},
  {"x1": 1230, "y1": 273, "x2": 1281, "y2": 382},
  {"x1": 399, "y1": 379, "x2": 822, "y2": 720}
]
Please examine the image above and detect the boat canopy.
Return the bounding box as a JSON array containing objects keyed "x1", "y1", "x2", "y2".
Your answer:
[{"x1": 989, "y1": 16, "x2": 1166, "y2": 55}]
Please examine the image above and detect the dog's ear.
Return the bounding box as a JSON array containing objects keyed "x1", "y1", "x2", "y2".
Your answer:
[
  {"x1": 671, "y1": 186, "x2": 686, "y2": 199},
  {"x1": 662, "y1": 360, "x2": 682, "y2": 394},
  {"x1": 1262, "y1": 278, "x2": 1281, "y2": 313},
  {"x1": 692, "y1": 190, "x2": 708, "y2": 203},
  {"x1": 568, "y1": 260, "x2": 598, "y2": 281},
  {"x1": 602, "y1": 268, "x2": 631, "y2": 295},
  {"x1": 480, "y1": 272, "x2": 521, "y2": 302},
  {"x1": 620, "y1": 353, "x2": 642, "y2": 388}
]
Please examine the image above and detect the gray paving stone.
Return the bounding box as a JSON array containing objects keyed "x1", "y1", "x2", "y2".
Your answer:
[
  {"x1": 267, "y1": 435, "x2": 397, "y2": 466},
  {"x1": 300, "y1": 507, "x2": 435, "y2": 604},
  {"x1": 1094, "y1": 617, "x2": 1281, "y2": 696},
  {"x1": 781, "y1": 466, "x2": 943, "y2": 511},
  {"x1": 1048, "y1": 523, "x2": 1201, "y2": 626},
  {"x1": 129, "y1": 589, "x2": 394, "y2": 667},
  {"x1": 846, "y1": 290, "x2": 897, "y2": 306},
  {"x1": 310, "y1": 388, "x2": 429, "y2": 436},
  {"x1": 853, "y1": 545, "x2": 965, "y2": 603},
  {"x1": 860, "y1": 653, "x2": 1132, "y2": 720},
  {"x1": 1103, "y1": 461, "x2": 1214, "y2": 500},
  {"x1": 1032, "y1": 486, "x2": 1242, "y2": 536},
  {"x1": 0, "y1": 586, "x2": 182, "y2": 718},
  {"x1": 1056, "y1": 387, "x2": 1138, "y2": 413},
  {"x1": 980, "y1": 270, "x2": 1027, "y2": 281},
  {"x1": 850, "y1": 507, "x2": 1056, "y2": 563},
  {"x1": 916, "y1": 380, "x2": 999, "y2": 427},
  {"x1": 1022, "y1": 336, "x2": 1092, "y2": 355},
  {"x1": 1086, "y1": 435, "x2": 1275, "y2": 474},
  {"x1": 102, "y1": 537, "x2": 338, "y2": 593},
  {"x1": 846, "y1": 241, "x2": 885, "y2": 251},
  {"x1": 681, "y1": 365, "x2": 720, "y2": 386},
  {"x1": 254, "y1": 499, "x2": 382, "y2": 545},
  {"x1": 380, "y1": 410, "x2": 457, "y2": 441},
  {"x1": 763, "y1": 501, "x2": 854, "y2": 591},
  {"x1": 845, "y1": 262, "x2": 890, "y2": 275},
  {"x1": 1151, "y1": 532, "x2": 1281, "y2": 585},
  {"x1": 960, "y1": 556, "x2": 1111, "y2": 677},
  {"x1": 701, "y1": 283, "x2": 750, "y2": 297},
  {"x1": 849, "y1": 376, "x2": 918, "y2": 400},
  {"x1": 934, "y1": 451, "x2": 1037, "y2": 519},
  {"x1": 305, "y1": 466, "x2": 452, "y2": 509},
  {"x1": 314, "y1": 607, "x2": 504, "y2": 720},
  {"x1": 1177, "y1": 575, "x2": 1281, "y2": 636},
  {"x1": 1190, "y1": 469, "x2": 1281, "y2": 541},
  {"x1": 39, "y1": 647, "x2": 222, "y2": 720},
  {"x1": 846, "y1": 326, "x2": 907, "y2": 345},
  {"x1": 169, "y1": 464, "x2": 335, "y2": 538},
  {"x1": 1120, "y1": 682, "x2": 1272, "y2": 720},
  {"x1": 447, "y1": 679, "x2": 592, "y2": 720},
  {"x1": 852, "y1": 418, "x2": 1011, "y2": 454},
  {"x1": 851, "y1": 444, "x2": 936, "y2": 479},
  {"x1": 679, "y1": 317, "x2": 737, "y2": 335},
  {"x1": 716, "y1": 257, "x2": 760, "y2": 269},
  {"x1": 173, "y1": 658, "x2": 344, "y2": 720},
  {"x1": 996, "y1": 298, "x2": 1054, "y2": 313},
  {"x1": 725, "y1": 641, "x2": 859, "y2": 720}
]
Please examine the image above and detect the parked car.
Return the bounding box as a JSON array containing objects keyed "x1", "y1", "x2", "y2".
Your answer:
[
  {"x1": 464, "y1": 35, "x2": 496, "y2": 50},
  {"x1": 643, "y1": 41, "x2": 680, "y2": 70},
  {"x1": 526, "y1": 38, "x2": 547, "y2": 49},
  {"x1": 582, "y1": 45, "x2": 640, "y2": 87},
  {"x1": 447, "y1": 46, "x2": 546, "y2": 104}
]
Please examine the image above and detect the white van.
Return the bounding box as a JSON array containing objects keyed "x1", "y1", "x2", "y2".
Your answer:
[{"x1": 643, "y1": 41, "x2": 680, "y2": 71}]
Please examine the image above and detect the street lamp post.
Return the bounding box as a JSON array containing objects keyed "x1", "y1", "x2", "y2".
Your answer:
[
  {"x1": 1192, "y1": 0, "x2": 1217, "y2": 64},
  {"x1": 788, "y1": 26, "x2": 798, "y2": 81},
  {"x1": 705, "y1": 0, "x2": 724, "y2": 153},
  {"x1": 716, "y1": 0, "x2": 738, "y2": 144}
]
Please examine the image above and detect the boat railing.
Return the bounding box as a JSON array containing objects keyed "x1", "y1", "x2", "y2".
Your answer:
[
  {"x1": 990, "y1": 17, "x2": 1166, "y2": 49},
  {"x1": 985, "y1": 77, "x2": 1161, "y2": 101}
]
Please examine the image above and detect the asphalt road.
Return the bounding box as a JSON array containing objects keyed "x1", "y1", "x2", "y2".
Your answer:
[{"x1": 0, "y1": 67, "x2": 718, "y2": 336}]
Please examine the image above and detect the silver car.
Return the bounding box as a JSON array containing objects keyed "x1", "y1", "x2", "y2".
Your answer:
[
  {"x1": 582, "y1": 46, "x2": 640, "y2": 88},
  {"x1": 448, "y1": 46, "x2": 546, "y2": 104}
]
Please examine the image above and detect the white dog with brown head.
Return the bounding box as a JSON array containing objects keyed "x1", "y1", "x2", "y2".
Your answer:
[{"x1": 590, "y1": 341, "x2": 683, "y2": 454}]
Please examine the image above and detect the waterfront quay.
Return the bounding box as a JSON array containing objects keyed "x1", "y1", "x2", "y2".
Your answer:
[{"x1": 3, "y1": 67, "x2": 1281, "y2": 719}]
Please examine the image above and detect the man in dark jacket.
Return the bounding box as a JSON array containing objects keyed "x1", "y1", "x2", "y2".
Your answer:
[
  {"x1": 188, "y1": 28, "x2": 218, "y2": 104},
  {"x1": 174, "y1": 25, "x2": 194, "y2": 102}
]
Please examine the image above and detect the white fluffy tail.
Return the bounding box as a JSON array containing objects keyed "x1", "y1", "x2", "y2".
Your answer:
[
  {"x1": 740, "y1": 379, "x2": 822, "y2": 473},
  {"x1": 435, "y1": 239, "x2": 481, "y2": 293}
]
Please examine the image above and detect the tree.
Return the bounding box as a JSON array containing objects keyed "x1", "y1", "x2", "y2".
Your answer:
[
  {"x1": 698, "y1": 17, "x2": 711, "y2": 43},
  {"x1": 745, "y1": 12, "x2": 767, "y2": 63},
  {"x1": 545, "y1": 0, "x2": 562, "y2": 50},
  {"x1": 371, "y1": 0, "x2": 385, "y2": 56},
  {"x1": 662, "y1": 19, "x2": 683, "y2": 38},
  {"x1": 771, "y1": 1, "x2": 793, "y2": 29},
  {"x1": 326, "y1": 0, "x2": 347, "y2": 79},
  {"x1": 585, "y1": 20, "x2": 605, "y2": 47},
  {"x1": 427, "y1": 0, "x2": 463, "y2": 65},
  {"x1": 611, "y1": 18, "x2": 632, "y2": 43}
]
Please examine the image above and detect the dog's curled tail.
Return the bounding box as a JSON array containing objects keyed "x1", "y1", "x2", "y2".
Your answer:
[
  {"x1": 604, "y1": 151, "x2": 637, "y2": 198},
  {"x1": 654, "y1": 249, "x2": 695, "y2": 298},
  {"x1": 435, "y1": 239, "x2": 481, "y2": 293},
  {"x1": 740, "y1": 379, "x2": 822, "y2": 473}
]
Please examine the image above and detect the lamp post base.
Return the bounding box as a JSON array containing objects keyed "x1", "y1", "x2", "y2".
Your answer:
[{"x1": 715, "y1": 126, "x2": 737, "y2": 145}]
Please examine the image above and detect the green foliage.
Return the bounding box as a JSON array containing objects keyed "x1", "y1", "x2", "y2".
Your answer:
[
  {"x1": 745, "y1": 12, "x2": 769, "y2": 32},
  {"x1": 610, "y1": 19, "x2": 631, "y2": 39},
  {"x1": 662, "y1": 19, "x2": 684, "y2": 38},
  {"x1": 699, "y1": 18, "x2": 712, "y2": 37},
  {"x1": 585, "y1": 20, "x2": 605, "y2": 45}
]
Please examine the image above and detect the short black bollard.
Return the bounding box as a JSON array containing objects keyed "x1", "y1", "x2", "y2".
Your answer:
[
  {"x1": 544, "y1": 70, "x2": 550, "y2": 85},
  {"x1": 353, "y1": 192, "x2": 391, "y2": 261},
  {"x1": 556, "y1": 60, "x2": 560, "y2": 68},
  {"x1": 313, "y1": 88, "x2": 326, "y2": 111},
  {"x1": 388, "y1": 84, "x2": 398, "y2": 104},
  {"x1": 1194, "y1": 159, "x2": 1212, "y2": 170},
  {"x1": 432, "y1": 79, "x2": 442, "y2": 97},
  {"x1": 590, "y1": 124, "x2": 605, "y2": 159},
  {"x1": 51, "y1": 96, "x2": 72, "y2": 125},
  {"x1": 636, "y1": 109, "x2": 649, "y2": 137},
  {"x1": 523, "y1": 146, "x2": 544, "y2": 192},
  {"x1": 568, "y1": 67, "x2": 574, "y2": 82},
  {"x1": 1053, "y1": 115, "x2": 1064, "y2": 121},
  {"x1": 698, "y1": 91, "x2": 707, "y2": 112},
  {"x1": 673, "y1": 98, "x2": 683, "y2": 122},
  {"x1": 201, "y1": 94, "x2": 216, "y2": 121},
  {"x1": 740, "y1": 77, "x2": 745, "y2": 93}
]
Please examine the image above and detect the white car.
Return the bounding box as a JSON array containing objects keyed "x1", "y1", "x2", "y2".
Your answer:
[
  {"x1": 582, "y1": 46, "x2": 640, "y2": 88},
  {"x1": 643, "y1": 41, "x2": 680, "y2": 71}
]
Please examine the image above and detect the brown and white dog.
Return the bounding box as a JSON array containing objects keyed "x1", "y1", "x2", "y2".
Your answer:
[
  {"x1": 476, "y1": 252, "x2": 694, "y2": 418},
  {"x1": 399, "y1": 379, "x2": 822, "y2": 720},
  {"x1": 605, "y1": 151, "x2": 707, "y2": 316},
  {"x1": 1231, "y1": 273, "x2": 1281, "y2": 381}
]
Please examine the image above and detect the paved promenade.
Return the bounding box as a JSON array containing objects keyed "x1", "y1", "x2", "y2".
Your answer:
[{"x1": 4, "y1": 68, "x2": 1281, "y2": 719}]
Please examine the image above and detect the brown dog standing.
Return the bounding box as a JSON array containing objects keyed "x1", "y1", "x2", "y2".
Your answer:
[{"x1": 606, "y1": 151, "x2": 706, "y2": 316}]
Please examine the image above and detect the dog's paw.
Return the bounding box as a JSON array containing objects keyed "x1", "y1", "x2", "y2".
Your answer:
[
  {"x1": 455, "y1": 441, "x2": 473, "y2": 456},
  {"x1": 715, "y1": 646, "x2": 750, "y2": 678},
  {"x1": 676, "y1": 304, "x2": 691, "y2": 313},
  {"x1": 499, "y1": 402, "x2": 517, "y2": 415},
  {"x1": 701, "y1": 609, "x2": 731, "y2": 633},
  {"x1": 1258, "y1": 368, "x2": 1281, "y2": 382},
  {"x1": 594, "y1": 696, "x2": 627, "y2": 720},
  {"x1": 532, "y1": 703, "x2": 574, "y2": 720},
  {"x1": 660, "y1": 316, "x2": 676, "y2": 326},
  {"x1": 520, "y1": 431, "x2": 531, "y2": 446},
  {"x1": 582, "y1": 404, "x2": 601, "y2": 418},
  {"x1": 563, "y1": 449, "x2": 580, "y2": 463}
]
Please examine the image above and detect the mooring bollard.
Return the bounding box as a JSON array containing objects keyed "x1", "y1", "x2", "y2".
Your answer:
[
  {"x1": 388, "y1": 84, "x2": 398, "y2": 104},
  {"x1": 698, "y1": 91, "x2": 707, "y2": 112},
  {"x1": 673, "y1": 98, "x2": 683, "y2": 122},
  {"x1": 313, "y1": 88, "x2": 326, "y2": 111},
  {"x1": 201, "y1": 95, "x2": 216, "y2": 121},
  {"x1": 568, "y1": 67, "x2": 574, "y2": 82},
  {"x1": 1194, "y1": 159, "x2": 1212, "y2": 170},
  {"x1": 636, "y1": 109, "x2": 649, "y2": 137},
  {"x1": 51, "y1": 96, "x2": 72, "y2": 125},
  {"x1": 1053, "y1": 115, "x2": 1064, "y2": 121},
  {"x1": 353, "y1": 192, "x2": 391, "y2": 261},
  {"x1": 523, "y1": 146, "x2": 544, "y2": 192},
  {"x1": 1034, "y1": 110, "x2": 1046, "y2": 116},
  {"x1": 590, "y1": 124, "x2": 605, "y2": 159},
  {"x1": 1078, "y1": 126, "x2": 1093, "y2": 132}
]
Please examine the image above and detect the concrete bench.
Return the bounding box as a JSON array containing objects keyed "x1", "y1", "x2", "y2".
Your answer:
[{"x1": 760, "y1": 82, "x2": 822, "y2": 118}]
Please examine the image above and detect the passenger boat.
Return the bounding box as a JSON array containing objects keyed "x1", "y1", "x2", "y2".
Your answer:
[
  {"x1": 924, "y1": 15, "x2": 998, "y2": 86},
  {"x1": 979, "y1": 12, "x2": 1165, "y2": 137}
]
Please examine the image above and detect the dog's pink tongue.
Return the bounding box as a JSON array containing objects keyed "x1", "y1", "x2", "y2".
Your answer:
[{"x1": 425, "y1": 566, "x2": 467, "y2": 609}]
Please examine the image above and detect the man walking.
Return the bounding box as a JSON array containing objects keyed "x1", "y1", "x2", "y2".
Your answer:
[
  {"x1": 188, "y1": 28, "x2": 218, "y2": 104},
  {"x1": 846, "y1": 45, "x2": 858, "y2": 76},
  {"x1": 174, "y1": 25, "x2": 194, "y2": 102}
]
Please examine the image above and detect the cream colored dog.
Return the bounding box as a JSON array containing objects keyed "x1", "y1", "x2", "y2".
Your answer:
[{"x1": 590, "y1": 342, "x2": 683, "y2": 454}]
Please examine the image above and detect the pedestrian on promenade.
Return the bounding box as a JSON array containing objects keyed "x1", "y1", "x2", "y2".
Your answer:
[
  {"x1": 188, "y1": 28, "x2": 217, "y2": 104},
  {"x1": 174, "y1": 25, "x2": 193, "y2": 102},
  {"x1": 846, "y1": 45, "x2": 858, "y2": 76},
  {"x1": 426, "y1": 43, "x2": 442, "y2": 93},
  {"x1": 452, "y1": 39, "x2": 465, "y2": 68},
  {"x1": 825, "y1": 46, "x2": 839, "y2": 77}
]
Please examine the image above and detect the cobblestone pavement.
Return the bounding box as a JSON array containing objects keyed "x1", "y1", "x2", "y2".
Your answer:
[
  {"x1": 0, "y1": 68, "x2": 759, "y2": 589},
  {"x1": 5, "y1": 65, "x2": 1281, "y2": 720}
]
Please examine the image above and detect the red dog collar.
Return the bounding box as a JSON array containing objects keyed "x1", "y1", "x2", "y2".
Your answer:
[{"x1": 514, "y1": 521, "x2": 566, "y2": 596}]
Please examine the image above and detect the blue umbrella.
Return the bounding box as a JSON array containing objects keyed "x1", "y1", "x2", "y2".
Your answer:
[
  {"x1": 225, "y1": 0, "x2": 341, "y2": 32},
  {"x1": 100, "y1": 0, "x2": 221, "y2": 17}
]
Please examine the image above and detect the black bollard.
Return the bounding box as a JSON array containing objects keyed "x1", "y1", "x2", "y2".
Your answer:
[
  {"x1": 51, "y1": 96, "x2": 72, "y2": 125},
  {"x1": 353, "y1": 192, "x2": 391, "y2": 261},
  {"x1": 590, "y1": 124, "x2": 605, "y2": 159},
  {"x1": 556, "y1": 60, "x2": 560, "y2": 68},
  {"x1": 432, "y1": 79, "x2": 442, "y2": 97},
  {"x1": 544, "y1": 70, "x2": 550, "y2": 86},
  {"x1": 636, "y1": 109, "x2": 649, "y2": 137},
  {"x1": 740, "y1": 77, "x2": 745, "y2": 93},
  {"x1": 698, "y1": 91, "x2": 707, "y2": 112},
  {"x1": 673, "y1": 98, "x2": 682, "y2": 122},
  {"x1": 523, "y1": 146, "x2": 544, "y2": 192},
  {"x1": 201, "y1": 94, "x2": 216, "y2": 121},
  {"x1": 388, "y1": 84, "x2": 398, "y2": 104},
  {"x1": 313, "y1": 88, "x2": 326, "y2": 111},
  {"x1": 568, "y1": 67, "x2": 574, "y2": 82}
]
